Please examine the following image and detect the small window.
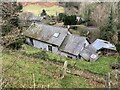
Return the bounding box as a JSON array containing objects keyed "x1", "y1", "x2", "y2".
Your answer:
[
  {"x1": 53, "y1": 33, "x2": 60, "y2": 38},
  {"x1": 67, "y1": 55, "x2": 72, "y2": 59},
  {"x1": 104, "y1": 41, "x2": 109, "y2": 44},
  {"x1": 48, "y1": 45, "x2": 52, "y2": 52},
  {"x1": 30, "y1": 38, "x2": 34, "y2": 46}
]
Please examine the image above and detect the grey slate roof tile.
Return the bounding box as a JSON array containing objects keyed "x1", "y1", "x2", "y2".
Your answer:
[{"x1": 23, "y1": 23, "x2": 68, "y2": 47}]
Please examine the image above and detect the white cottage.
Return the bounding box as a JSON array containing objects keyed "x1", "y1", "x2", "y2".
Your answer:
[
  {"x1": 23, "y1": 23, "x2": 68, "y2": 54},
  {"x1": 23, "y1": 23, "x2": 90, "y2": 60}
]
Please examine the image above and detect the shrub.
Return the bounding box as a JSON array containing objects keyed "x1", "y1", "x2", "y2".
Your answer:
[
  {"x1": 58, "y1": 13, "x2": 66, "y2": 21},
  {"x1": 41, "y1": 9, "x2": 47, "y2": 16},
  {"x1": 2, "y1": 24, "x2": 13, "y2": 36},
  {"x1": 64, "y1": 15, "x2": 77, "y2": 25},
  {"x1": 118, "y1": 31, "x2": 120, "y2": 41},
  {"x1": 116, "y1": 43, "x2": 120, "y2": 53},
  {"x1": 32, "y1": 51, "x2": 49, "y2": 60},
  {"x1": 7, "y1": 38, "x2": 25, "y2": 50}
]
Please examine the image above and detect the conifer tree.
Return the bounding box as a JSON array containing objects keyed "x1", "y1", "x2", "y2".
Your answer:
[{"x1": 100, "y1": 6, "x2": 118, "y2": 44}]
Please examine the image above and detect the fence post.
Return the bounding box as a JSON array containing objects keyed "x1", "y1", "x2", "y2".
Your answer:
[
  {"x1": 61, "y1": 61, "x2": 68, "y2": 79},
  {"x1": 105, "y1": 73, "x2": 111, "y2": 90}
]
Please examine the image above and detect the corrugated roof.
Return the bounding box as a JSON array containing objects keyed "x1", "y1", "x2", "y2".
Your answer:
[
  {"x1": 80, "y1": 39, "x2": 117, "y2": 61},
  {"x1": 60, "y1": 34, "x2": 88, "y2": 56},
  {"x1": 23, "y1": 23, "x2": 68, "y2": 46},
  {"x1": 92, "y1": 39, "x2": 117, "y2": 51}
]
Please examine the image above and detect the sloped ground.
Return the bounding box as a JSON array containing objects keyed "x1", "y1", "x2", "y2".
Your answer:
[
  {"x1": 1, "y1": 44, "x2": 119, "y2": 88},
  {"x1": 23, "y1": 44, "x2": 118, "y2": 75},
  {"x1": 2, "y1": 50, "x2": 95, "y2": 88}
]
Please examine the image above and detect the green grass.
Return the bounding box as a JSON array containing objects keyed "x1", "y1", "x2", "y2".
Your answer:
[
  {"x1": 22, "y1": 44, "x2": 118, "y2": 75},
  {"x1": 75, "y1": 56, "x2": 118, "y2": 75},
  {"x1": 2, "y1": 50, "x2": 93, "y2": 88},
  {"x1": 22, "y1": 4, "x2": 64, "y2": 16}
]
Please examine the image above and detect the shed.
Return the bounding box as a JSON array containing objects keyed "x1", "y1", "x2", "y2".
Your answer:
[{"x1": 80, "y1": 39, "x2": 117, "y2": 61}]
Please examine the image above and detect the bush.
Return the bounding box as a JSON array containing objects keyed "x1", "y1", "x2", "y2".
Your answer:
[
  {"x1": 116, "y1": 44, "x2": 120, "y2": 53},
  {"x1": 2, "y1": 24, "x2": 13, "y2": 36},
  {"x1": 32, "y1": 51, "x2": 49, "y2": 60},
  {"x1": 58, "y1": 13, "x2": 66, "y2": 21},
  {"x1": 64, "y1": 15, "x2": 77, "y2": 25},
  {"x1": 118, "y1": 31, "x2": 120, "y2": 41},
  {"x1": 7, "y1": 38, "x2": 25, "y2": 50},
  {"x1": 41, "y1": 9, "x2": 47, "y2": 16}
]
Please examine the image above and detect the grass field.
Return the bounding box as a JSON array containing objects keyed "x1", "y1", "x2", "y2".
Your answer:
[
  {"x1": 22, "y1": 4, "x2": 64, "y2": 16},
  {"x1": 2, "y1": 51, "x2": 93, "y2": 88}
]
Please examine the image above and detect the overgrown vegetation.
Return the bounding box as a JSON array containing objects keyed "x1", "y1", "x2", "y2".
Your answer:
[
  {"x1": 99, "y1": 6, "x2": 119, "y2": 45},
  {"x1": 64, "y1": 15, "x2": 77, "y2": 25},
  {"x1": 2, "y1": 2, "x2": 22, "y2": 36},
  {"x1": 1, "y1": 2, "x2": 25, "y2": 49},
  {"x1": 6, "y1": 37, "x2": 25, "y2": 50}
]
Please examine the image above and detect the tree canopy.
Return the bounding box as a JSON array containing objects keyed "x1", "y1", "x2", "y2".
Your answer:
[{"x1": 2, "y1": 2, "x2": 23, "y2": 36}]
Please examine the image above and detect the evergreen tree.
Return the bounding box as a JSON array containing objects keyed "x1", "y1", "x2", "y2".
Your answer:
[
  {"x1": 100, "y1": 6, "x2": 118, "y2": 44},
  {"x1": 41, "y1": 9, "x2": 47, "y2": 16},
  {"x1": 64, "y1": 15, "x2": 77, "y2": 25}
]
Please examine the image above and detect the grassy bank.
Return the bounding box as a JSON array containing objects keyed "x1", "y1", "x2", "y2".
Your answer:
[
  {"x1": 23, "y1": 44, "x2": 118, "y2": 75},
  {"x1": 2, "y1": 51, "x2": 93, "y2": 88}
]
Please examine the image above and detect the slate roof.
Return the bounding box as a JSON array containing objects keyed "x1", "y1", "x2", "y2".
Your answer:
[
  {"x1": 80, "y1": 45, "x2": 98, "y2": 61},
  {"x1": 29, "y1": 16, "x2": 43, "y2": 21},
  {"x1": 60, "y1": 34, "x2": 89, "y2": 56},
  {"x1": 92, "y1": 39, "x2": 117, "y2": 51},
  {"x1": 23, "y1": 23, "x2": 68, "y2": 47},
  {"x1": 80, "y1": 39, "x2": 117, "y2": 61}
]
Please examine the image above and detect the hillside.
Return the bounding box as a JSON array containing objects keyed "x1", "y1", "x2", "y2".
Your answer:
[
  {"x1": 1, "y1": 44, "x2": 119, "y2": 88},
  {"x1": 1, "y1": 2, "x2": 120, "y2": 89},
  {"x1": 2, "y1": 50, "x2": 96, "y2": 88}
]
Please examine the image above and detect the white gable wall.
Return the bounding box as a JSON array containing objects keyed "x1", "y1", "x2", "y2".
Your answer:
[
  {"x1": 33, "y1": 39, "x2": 48, "y2": 50},
  {"x1": 26, "y1": 38, "x2": 31, "y2": 45},
  {"x1": 26, "y1": 38, "x2": 59, "y2": 54}
]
